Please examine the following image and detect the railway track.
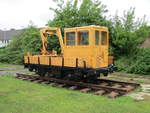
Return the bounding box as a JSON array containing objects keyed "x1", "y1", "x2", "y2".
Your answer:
[{"x1": 15, "y1": 73, "x2": 140, "y2": 98}]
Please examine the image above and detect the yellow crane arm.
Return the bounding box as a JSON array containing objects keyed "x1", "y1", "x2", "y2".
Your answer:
[{"x1": 40, "y1": 27, "x2": 64, "y2": 55}]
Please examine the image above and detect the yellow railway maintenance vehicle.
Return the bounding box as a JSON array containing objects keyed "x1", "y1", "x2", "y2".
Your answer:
[{"x1": 24, "y1": 25, "x2": 116, "y2": 82}]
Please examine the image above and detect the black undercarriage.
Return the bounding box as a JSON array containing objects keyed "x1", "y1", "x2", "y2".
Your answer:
[{"x1": 24, "y1": 63, "x2": 116, "y2": 83}]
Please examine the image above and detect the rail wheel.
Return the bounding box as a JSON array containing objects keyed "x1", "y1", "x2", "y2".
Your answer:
[
  {"x1": 62, "y1": 70, "x2": 82, "y2": 81},
  {"x1": 63, "y1": 71, "x2": 74, "y2": 80},
  {"x1": 84, "y1": 74, "x2": 98, "y2": 83},
  {"x1": 103, "y1": 72, "x2": 108, "y2": 76},
  {"x1": 36, "y1": 68, "x2": 46, "y2": 77}
]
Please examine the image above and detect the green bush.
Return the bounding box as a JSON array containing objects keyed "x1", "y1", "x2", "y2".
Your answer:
[
  {"x1": 111, "y1": 8, "x2": 149, "y2": 56},
  {"x1": 115, "y1": 56, "x2": 131, "y2": 72},
  {"x1": 0, "y1": 26, "x2": 41, "y2": 64},
  {"x1": 115, "y1": 47, "x2": 150, "y2": 75},
  {"x1": 126, "y1": 48, "x2": 150, "y2": 75},
  {"x1": 135, "y1": 25, "x2": 150, "y2": 45}
]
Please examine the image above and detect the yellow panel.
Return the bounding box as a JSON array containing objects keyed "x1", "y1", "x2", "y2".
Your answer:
[
  {"x1": 29, "y1": 56, "x2": 34, "y2": 64},
  {"x1": 31, "y1": 56, "x2": 38, "y2": 64},
  {"x1": 51, "y1": 57, "x2": 62, "y2": 66},
  {"x1": 77, "y1": 57, "x2": 90, "y2": 68},
  {"x1": 39, "y1": 56, "x2": 49, "y2": 65},
  {"x1": 108, "y1": 56, "x2": 114, "y2": 65},
  {"x1": 78, "y1": 58, "x2": 84, "y2": 67},
  {"x1": 64, "y1": 57, "x2": 76, "y2": 67},
  {"x1": 24, "y1": 56, "x2": 28, "y2": 64}
]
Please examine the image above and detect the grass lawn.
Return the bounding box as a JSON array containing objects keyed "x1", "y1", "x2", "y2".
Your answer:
[{"x1": 0, "y1": 75, "x2": 150, "y2": 113}]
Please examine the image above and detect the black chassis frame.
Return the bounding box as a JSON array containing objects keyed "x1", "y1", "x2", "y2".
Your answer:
[
  {"x1": 25, "y1": 56, "x2": 117, "y2": 77},
  {"x1": 24, "y1": 63, "x2": 116, "y2": 77}
]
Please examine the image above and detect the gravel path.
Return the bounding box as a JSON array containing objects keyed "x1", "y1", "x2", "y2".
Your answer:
[
  {"x1": 0, "y1": 67, "x2": 17, "y2": 70},
  {"x1": 0, "y1": 68, "x2": 29, "y2": 75},
  {"x1": 127, "y1": 84, "x2": 150, "y2": 100},
  {"x1": 0, "y1": 71, "x2": 6, "y2": 75}
]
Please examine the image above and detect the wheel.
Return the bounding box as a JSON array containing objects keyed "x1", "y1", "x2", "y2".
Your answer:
[
  {"x1": 51, "y1": 68, "x2": 62, "y2": 78},
  {"x1": 103, "y1": 73, "x2": 108, "y2": 76},
  {"x1": 63, "y1": 71, "x2": 74, "y2": 80},
  {"x1": 84, "y1": 74, "x2": 98, "y2": 83},
  {"x1": 36, "y1": 68, "x2": 46, "y2": 77},
  {"x1": 29, "y1": 68, "x2": 33, "y2": 72},
  {"x1": 62, "y1": 69, "x2": 83, "y2": 81},
  {"x1": 28, "y1": 66, "x2": 33, "y2": 72}
]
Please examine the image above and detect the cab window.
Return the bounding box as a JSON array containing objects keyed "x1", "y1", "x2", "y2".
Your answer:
[
  {"x1": 78, "y1": 31, "x2": 89, "y2": 45},
  {"x1": 101, "y1": 31, "x2": 107, "y2": 45},
  {"x1": 66, "y1": 32, "x2": 75, "y2": 46},
  {"x1": 95, "y1": 30, "x2": 100, "y2": 45}
]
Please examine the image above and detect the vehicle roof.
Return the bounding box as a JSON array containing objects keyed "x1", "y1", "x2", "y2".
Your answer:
[{"x1": 64, "y1": 25, "x2": 108, "y2": 31}]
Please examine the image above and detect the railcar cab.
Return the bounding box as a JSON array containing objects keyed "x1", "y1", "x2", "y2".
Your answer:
[{"x1": 63, "y1": 25, "x2": 109, "y2": 68}]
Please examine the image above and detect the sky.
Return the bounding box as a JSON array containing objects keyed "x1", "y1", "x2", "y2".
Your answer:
[{"x1": 0, "y1": 0, "x2": 150, "y2": 30}]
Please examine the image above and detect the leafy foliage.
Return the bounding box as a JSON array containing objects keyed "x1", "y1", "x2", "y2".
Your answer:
[
  {"x1": 134, "y1": 25, "x2": 150, "y2": 45},
  {"x1": 111, "y1": 8, "x2": 148, "y2": 56},
  {"x1": 47, "y1": 35, "x2": 61, "y2": 53},
  {"x1": 48, "y1": 0, "x2": 111, "y2": 29},
  {"x1": 126, "y1": 48, "x2": 150, "y2": 75},
  {"x1": 115, "y1": 47, "x2": 150, "y2": 75},
  {"x1": 0, "y1": 26, "x2": 41, "y2": 64}
]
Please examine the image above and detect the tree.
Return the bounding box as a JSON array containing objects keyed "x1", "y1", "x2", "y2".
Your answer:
[
  {"x1": 48, "y1": 0, "x2": 111, "y2": 29},
  {"x1": 111, "y1": 8, "x2": 147, "y2": 56},
  {"x1": 0, "y1": 26, "x2": 41, "y2": 64}
]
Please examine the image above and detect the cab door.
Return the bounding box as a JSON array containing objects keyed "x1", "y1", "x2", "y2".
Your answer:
[
  {"x1": 100, "y1": 31, "x2": 109, "y2": 67},
  {"x1": 94, "y1": 30, "x2": 109, "y2": 68}
]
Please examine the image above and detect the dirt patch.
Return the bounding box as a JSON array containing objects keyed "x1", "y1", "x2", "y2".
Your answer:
[
  {"x1": 109, "y1": 72, "x2": 150, "y2": 84},
  {"x1": 107, "y1": 72, "x2": 150, "y2": 100},
  {"x1": 0, "y1": 71, "x2": 7, "y2": 75},
  {"x1": 140, "y1": 36, "x2": 150, "y2": 48},
  {"x1": 0, "y1": 92, "x2": 8, "y2": 97},
  {"x1": 0, "y1": 89, "x2": 19, "y2": 97},
  {"x1": 127, "y1": 84, "x2": 150, "y2": 100}
]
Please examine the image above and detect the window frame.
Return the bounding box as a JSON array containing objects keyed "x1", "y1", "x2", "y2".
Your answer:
[
  {"x1": 65, "y1": 31, "x2": 76, "y2": 46},
  {"x1": 77, "y1": 30, "x2": 89, "y2": 46},
  {"x1": 101, "y1": 31, "x2": 107, "y2": 46},
  {"x1": 95, "y1": 30, "x2": 101, "y2": 46},
  {"x1": 94, "y1": 30, "x2": 108, "y2": 46}
]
